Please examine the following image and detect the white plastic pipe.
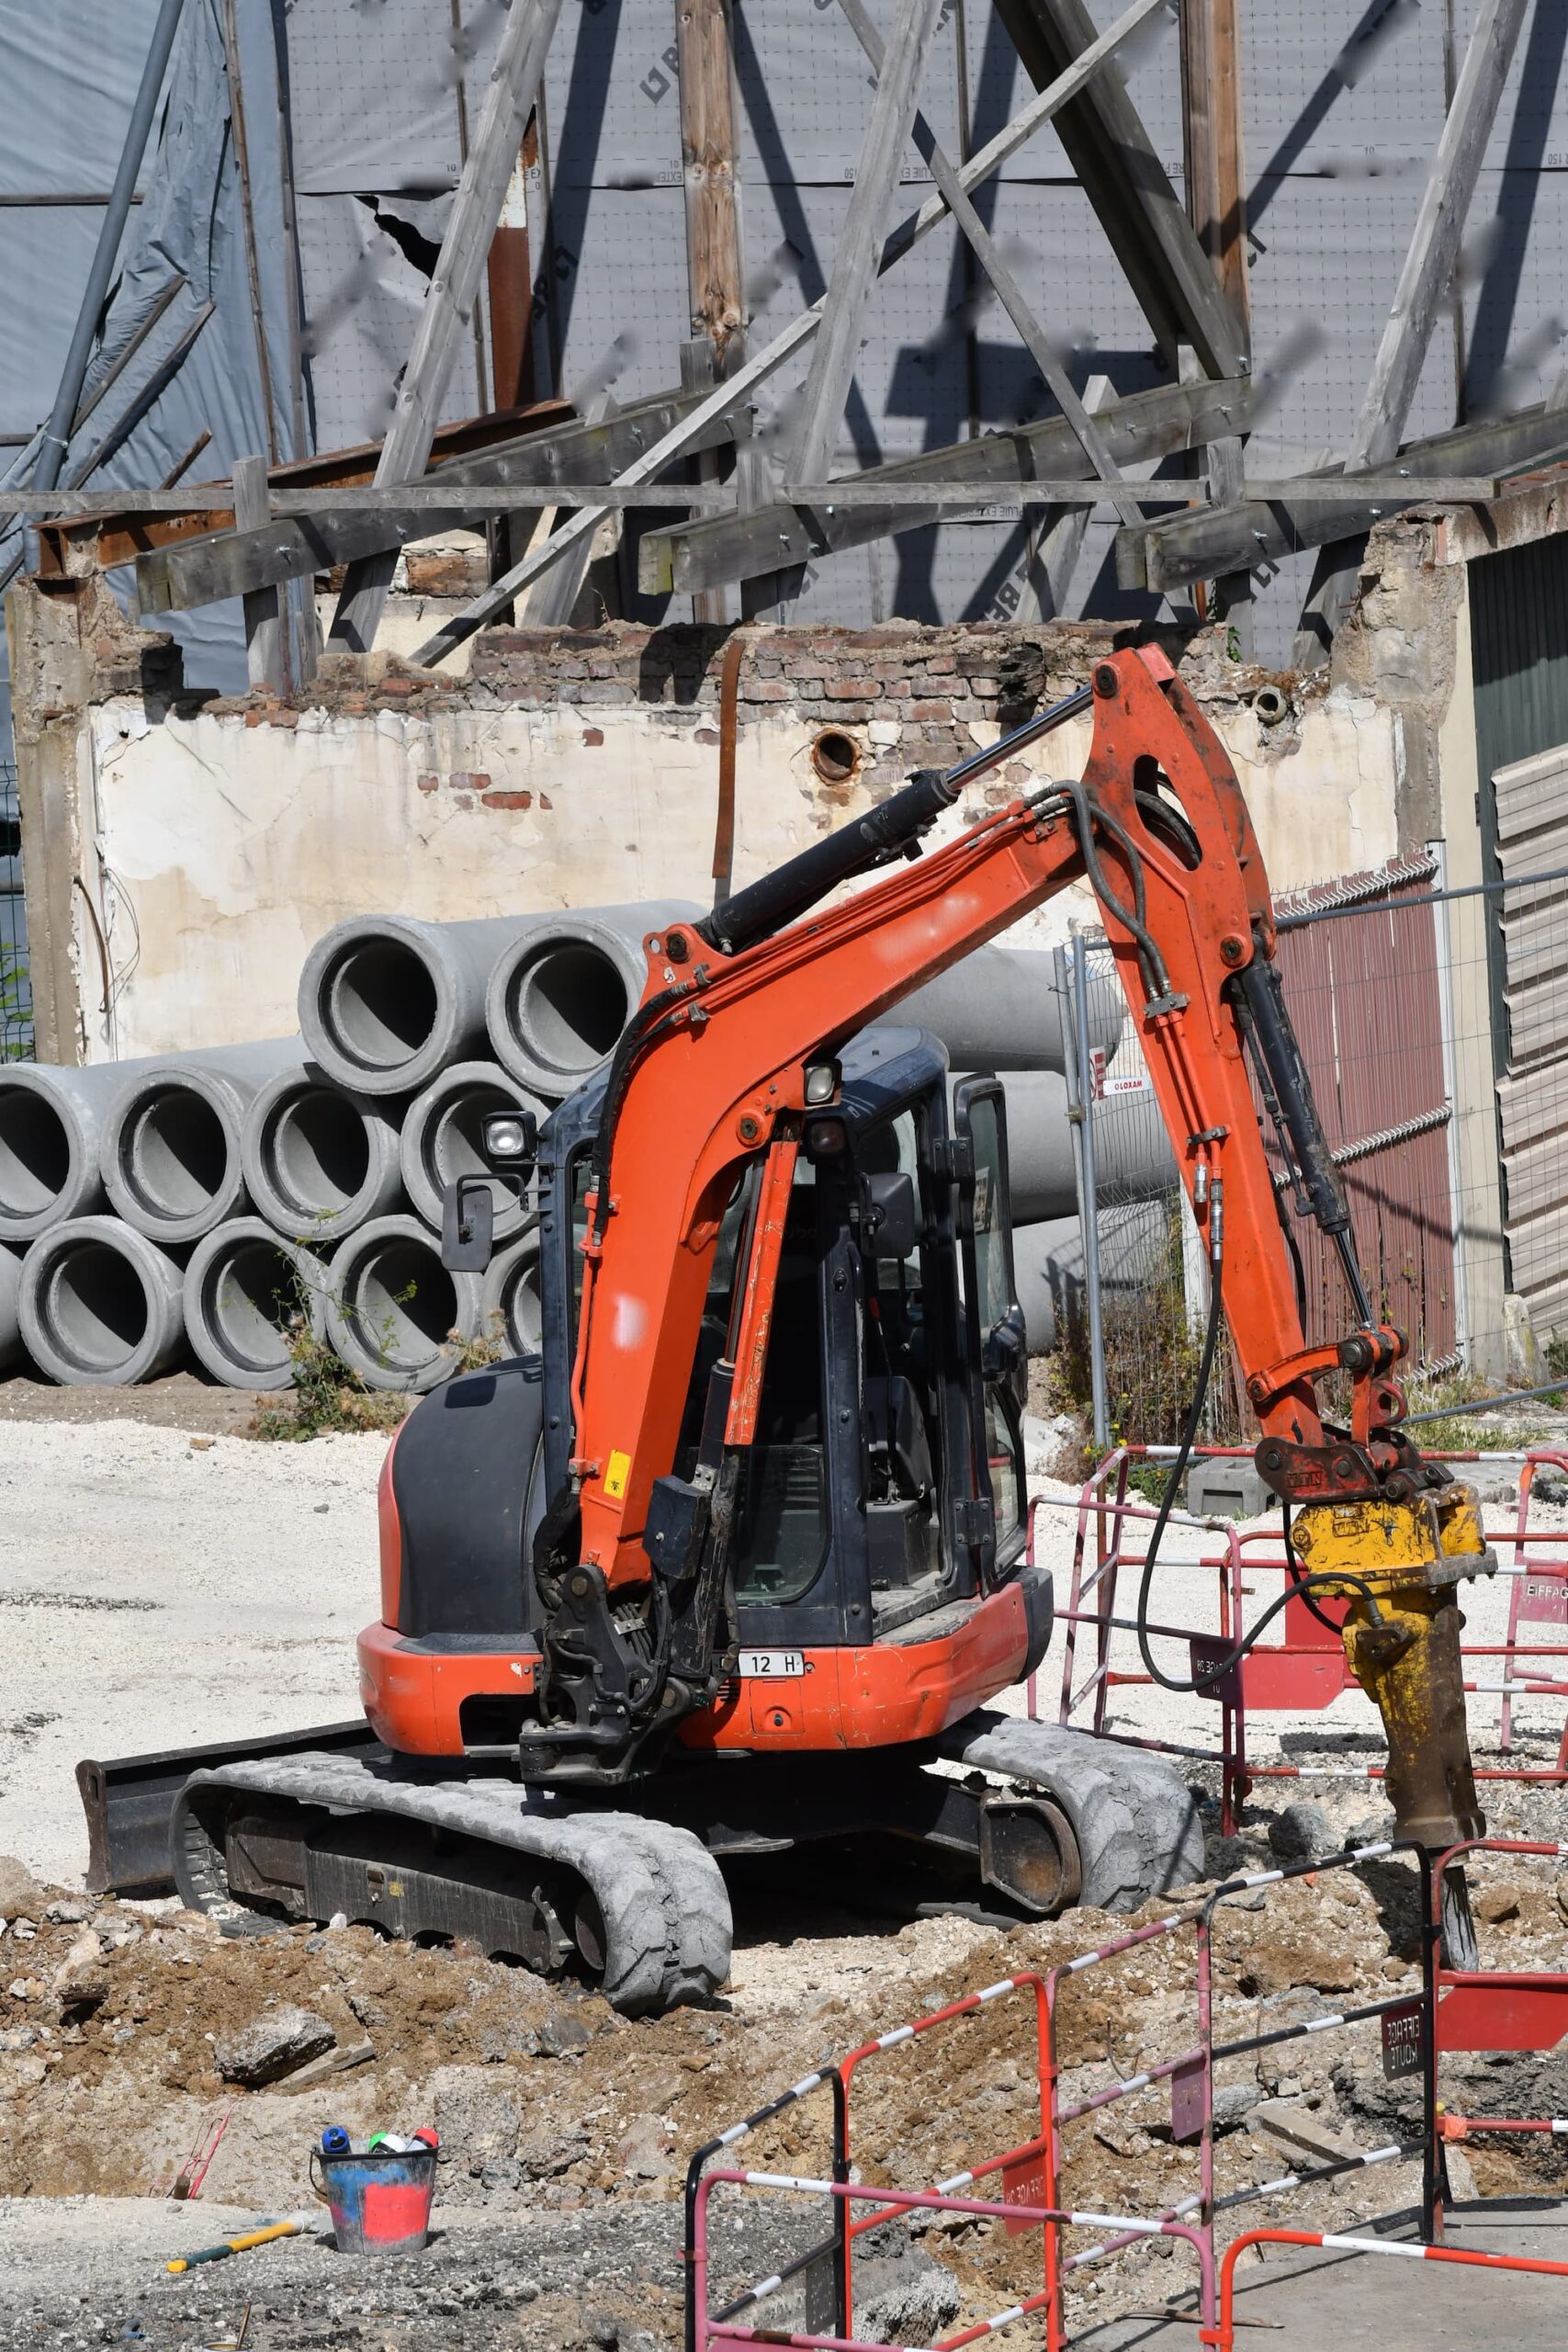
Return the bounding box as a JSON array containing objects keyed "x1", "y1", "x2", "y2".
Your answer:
[
  {"x1": 182, "y1": 1218, "x2": 332, "y2": 1391},
  {"x1": 326, "y1": 1212, "x2": 481, "y2": 1392},
  {"x1": 243, "y1": 1063, "x2": 402, "y2": 1242},
  {"x1": 400, "y1": 1061, "x2": 546, "y2": 1241},
  {"x1": 20, "y1": 1216, "x2": 186, "y2": 1385}
]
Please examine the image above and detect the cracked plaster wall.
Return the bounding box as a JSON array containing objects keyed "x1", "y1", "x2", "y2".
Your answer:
[{"x1": 11, "y1": 589, "x2": 1423, "y2": 1063}]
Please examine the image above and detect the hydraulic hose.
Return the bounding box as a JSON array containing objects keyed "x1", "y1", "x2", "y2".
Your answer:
[{"x1": 1134, "y1": 1180, "x2": 1389, "y2": 1694}]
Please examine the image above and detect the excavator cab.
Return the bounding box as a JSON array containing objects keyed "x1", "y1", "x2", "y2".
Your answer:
[{"x1": 382, "y1": 1023, "x2": 1043, "y2": 1765}]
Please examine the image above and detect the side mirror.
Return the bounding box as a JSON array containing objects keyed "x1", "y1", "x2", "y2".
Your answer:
[
  {"x1": 861, "y1": 1170, "x2": 919, "y2": 1261},
  {"x1": 442, "y1": 1174, "x2": 495, "y2": 1272}
]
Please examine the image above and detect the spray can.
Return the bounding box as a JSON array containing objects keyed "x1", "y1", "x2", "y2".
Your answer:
[{"x1": 320, "y1": 2125, "x2": 351, "y2": 2157}]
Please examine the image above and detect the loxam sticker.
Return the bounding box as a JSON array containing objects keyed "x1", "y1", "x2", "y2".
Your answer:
[{"x1": 604, "y1": 1450, "x2": 631, "y2": 1501}]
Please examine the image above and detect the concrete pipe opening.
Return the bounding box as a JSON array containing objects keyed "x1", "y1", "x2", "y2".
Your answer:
[
  {"x1": 511, "y1": 944, "x2": 629, "y2": 1085},
  {"x1": 185, "y1": 1219, "x2": 327, "y2": 1389},
  {"x1": 328, "y1": 1216, "x2": 479, "y2": 1390},
  {"x1": 211, "y1": 1238, "x2": 297, "y2": 1362},
  {"x1": 357, "y1": 1240, "x2": 455, "y2": 1359},
  {"x1": 23, "y1": 1219, "x2": 186, "y2": 1385},
  {"x1": 267, "y1": 1089, "x2": 370, "y2": 1219},
  {"x1": 324, "y1": 940, "x2": 440, "y2": 1078},
  {"x1": 0, "y1": 1092, "x2": 71, "y2": 1222},
  {"x1": 48, "y1": 1242, "x2": 146, "y2": 1376},
  {"x1": 482, "y1": 1229, "x2": 542, "y2": 1358},
  {"x1": 121, "y1": 1086, "x2": 230, "y2": 1224}
]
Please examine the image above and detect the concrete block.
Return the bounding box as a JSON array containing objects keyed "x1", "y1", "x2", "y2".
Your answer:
[{"x1": 1187, "y1": 1455, "x2": 1275, "y2": 1521}]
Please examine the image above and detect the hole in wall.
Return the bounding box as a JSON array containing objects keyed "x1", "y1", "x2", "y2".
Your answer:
[{"x1": 810, "y1": 729, "x2": 861, "y2": 786}]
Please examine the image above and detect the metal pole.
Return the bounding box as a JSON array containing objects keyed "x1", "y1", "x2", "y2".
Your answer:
[
  {"x1": 31, "y1": 0, "x2": 187, "y2": 492},
  {"x1": 1059, "y1": 937, "x2": 1108, "y2": 1446}
]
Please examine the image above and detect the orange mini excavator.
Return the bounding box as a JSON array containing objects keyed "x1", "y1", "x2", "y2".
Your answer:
[{"x1": 79, "y1": 647, "x2": 1493, "y2": 2012}]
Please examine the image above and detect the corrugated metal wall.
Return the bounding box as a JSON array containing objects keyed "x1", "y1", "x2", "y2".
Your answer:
[
  {"x1": 1269, "y1": 863, "x2": 1458, "y2": 1368},
  {"x1": 1471, "y1": 532, "x2": 1568, "y2": 1072},
  {"x1": 1469, "y1": 531, "x2": 1568, "y2": 1329},
  {"x1": 1489, "y1": 741, "x2": 1568, "y2": 1334}
]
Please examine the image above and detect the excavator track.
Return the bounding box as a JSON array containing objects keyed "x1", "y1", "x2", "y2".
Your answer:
[
  {"x1": 172, "y1": 1756, "x2": 731, "y2": 2017},
  {"x1": 167, "y1": 1713, "x2": 1202, "y2": 2018},
  {"x1": 936, "y1": 1710, "x2": 1207, "y2": 1913}
]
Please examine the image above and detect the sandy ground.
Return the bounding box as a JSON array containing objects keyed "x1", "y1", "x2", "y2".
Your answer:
[
  {"x1": 2, "y1": 1407, "x2": 1563, "y2": 1886},
  {"x1": 0, "y1": 1420, "x2": 386, "y2": 1881}
]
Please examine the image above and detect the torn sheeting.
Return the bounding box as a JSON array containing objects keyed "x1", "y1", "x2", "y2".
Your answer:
[{"x1": 0, "y1": 0, "x2": 299, "y2": 697}]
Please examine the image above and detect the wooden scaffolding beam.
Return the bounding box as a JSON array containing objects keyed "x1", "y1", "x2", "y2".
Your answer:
[
  {"x1": 993, "y1": 0, "x2": 1247, "y2": 379},
  {"x1": 1294, "y1": 0, "x2": 1529, "y2": 659},
  {"x1": 406, "y1": 0, "x2": 1167, "y2": 668},
  {"x1": 1116, "y1": 399, "x2": 1568, "y2": 594},
  {"x1": 327, "y1": 0, "x2": 565, "y2": 655}
]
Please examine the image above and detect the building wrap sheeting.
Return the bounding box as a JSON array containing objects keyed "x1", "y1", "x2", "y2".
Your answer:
[
  {"x1": 0, "y1": 0, "x2": 299, "y2": 711},
  {"x1": 3, "y1": 0, "x2": 1568, "y2": 699}
]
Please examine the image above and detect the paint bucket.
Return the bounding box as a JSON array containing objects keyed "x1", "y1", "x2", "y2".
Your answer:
[{"x1": 309, "y1": 2145, "x2": 437, "y2": 2256}]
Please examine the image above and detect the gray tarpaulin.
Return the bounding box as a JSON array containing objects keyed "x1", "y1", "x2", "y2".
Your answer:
[
  {"x1": 4, "y1": 0, "x2": 1568, "y2": 707},
  {"x1": 0, "y1": 0, "x2": 300, "y2": 706}
]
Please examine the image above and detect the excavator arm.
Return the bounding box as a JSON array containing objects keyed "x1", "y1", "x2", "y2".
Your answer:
[{"x1": 525, "y1": 648, "x2": 1488, "y2": 1901}]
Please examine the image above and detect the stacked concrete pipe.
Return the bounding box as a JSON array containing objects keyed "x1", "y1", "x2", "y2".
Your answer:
[
  {"x1": 243, "y1": 1062, "x2": 402, "y2": 1243},
  {"x1": 0, "y1": 909, "x2": 1140, "y2": 1388},
  {"x1": 0, "y1": 1244, "x2": 23, "y2": 1372},
  {"x1": 20, "y1": 1216, "x2": 186, "y2": 1385},
  {"x1": 486, "y1": 901, "x2": 703, "y2": 1098},
  {"x1": 327, "y1": 1212, "x2": 482, "y2": 1392},
  {"x1": 482, "y1": 1224, "x2": 542, "y2": 1358},
  {"x1": 400, "y1": 1062, "x2": 546, "y2": 1241},
  {"x1": 903, "y1": 947, "x2": 1122, "y2": 1076},
  {"x1": 0, "y1": 1055, "x2": 169, "y2": 1241},
  {"x1": 984, "y1": 1069, "x2": 1177, "y2": 1225},
  {"x1": 182, "y1": 1218, "x2": 332, "y2": 1391},
  {"x1": 299, "y1": 913, "x2": 560, "y2": 1099},
  {"x1": 1012, "y1": 1201, "x2": 1172, "y2": 1356},
  {"x1": 100, "y1": 1038, "x2": 304, "y2": 1245}
]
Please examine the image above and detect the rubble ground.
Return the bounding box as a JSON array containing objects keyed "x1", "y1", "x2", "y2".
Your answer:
[
  {"x1": 0, "y1": 1416, "x2": 1564, "y2": 2345},
  {"x1": 2, "y1": 1769, "x2": 1566, "y2": 2350}
]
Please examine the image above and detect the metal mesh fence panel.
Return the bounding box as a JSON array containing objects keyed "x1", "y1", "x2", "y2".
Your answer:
[{"x1": 0, "y1": 763, "x2": 33, "y2": 1062}]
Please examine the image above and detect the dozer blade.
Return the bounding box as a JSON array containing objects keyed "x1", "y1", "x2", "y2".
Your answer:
[{"x1": 76, "y1": 1720, "x2": 385, "y2": 1897}]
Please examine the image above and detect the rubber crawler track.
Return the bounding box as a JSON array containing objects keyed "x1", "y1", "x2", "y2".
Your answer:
[{"x1": 172, "y1": 1757, "x2": 731, "y2": 2015}]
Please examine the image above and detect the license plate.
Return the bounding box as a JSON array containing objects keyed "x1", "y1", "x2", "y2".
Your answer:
[{"x1": 739, "y1": 1649, "x2": 806, "y2": 1679}]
